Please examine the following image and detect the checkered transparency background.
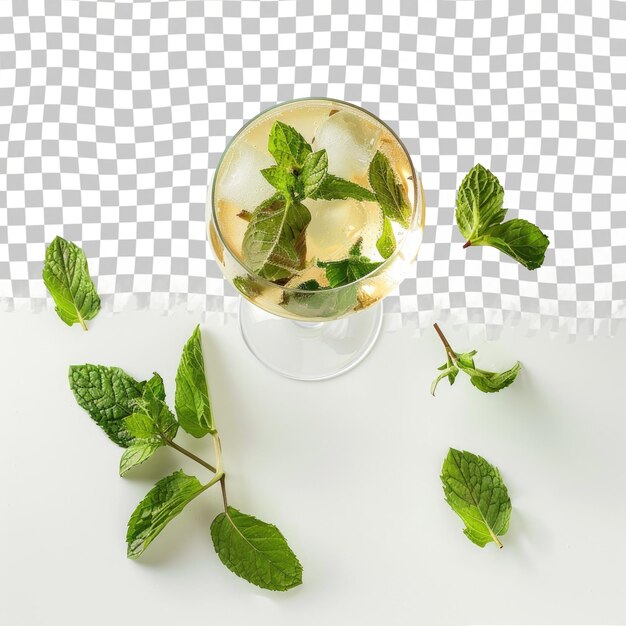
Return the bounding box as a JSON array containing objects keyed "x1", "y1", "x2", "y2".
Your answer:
[{"x1": 1, "y1": 0, "x2": 625, "y2": 335}]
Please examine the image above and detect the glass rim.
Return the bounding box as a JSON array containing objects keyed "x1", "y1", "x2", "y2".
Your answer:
[{"x1": 210, "y1": 96, "x2": 423, "y2": 295}]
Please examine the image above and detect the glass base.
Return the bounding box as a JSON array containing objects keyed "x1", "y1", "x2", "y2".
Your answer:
[{"x1": 239, "y1": 298, "x2": 383, "y2": 381}]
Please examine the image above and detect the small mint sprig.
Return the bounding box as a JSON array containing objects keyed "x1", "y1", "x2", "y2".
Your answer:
[
  {"x1": 456, "y1": 164, "x2": 549, "y2": 270},
  {"x1": 431, "y1": 323, "x2": 521, "y2": 395},
  {"x1": 69, "y1": 325, "x2": 302, "y2": 592}
]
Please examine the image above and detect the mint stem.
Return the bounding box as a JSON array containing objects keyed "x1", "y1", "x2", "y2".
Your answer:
[
  {"x1": 463, "y1": 240, "x2": 472, "y2": 249},
  {"x1": 433, "y1": 323, "x2": 458, "y2": 364},
  {"x1": 165, "y1": 437, "x2": 217, "y2": 474},
  {"x1": 164, "y1": 434, "x2": 231, "y2": 514}
]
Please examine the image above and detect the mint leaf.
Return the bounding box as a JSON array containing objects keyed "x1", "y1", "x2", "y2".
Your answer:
[
  {"x1": 134, "y1": 373, "x2": 178, "y2": 436},
  {"x1": 317, "y1": 239, "x2": 383, "y2": 288},
  {"x1": 211, "y1": 507, "x2": 303, "y2": 591},
  {"x1": 120, "y1": 441, "x2": 163, "y2": 477},
  {"x1": 242, "y1": 194, "x2": 311, "y2": 281},
  {"x1": 232, "y1": 274, "x2": 263, "y2": 299},
  {"x1": 309, "y1": 174, "x2": 375, "y2": 202},
  {"x1": 474, "y1": 219, "x2": 550, "y2": 271},
  {"x1": 118, "y1": 373, "x2": 179, "y2": 475},
  {"x1": 376, "y1": 216, "x2": 396, "y2": 259},
  {"x1": 456, "y1": 163, "x2": 506, "y2": 241},
  {"x1": 431, "y1": 324, "x2": 521, "y2": 395},
  {"x1": 298, "y1": 149, "x2": 328, "y2": 198},
  {"x1": 368, "y1": 151, "x2": 411, "y2": 228},
  {"x1": 430, "y1": 357, "x2": 459, "y2": 396},
  {"x1": 127, "y1": 470, "x2": 207, "y2": 558},
  {"x1": 441, "y1": 448, "x2": 512, "y2": 549},
  {"x1": 281, "y1": 279, "x2": 356, "y2": 318},
  {"x1": 454, "y1": 351, "x2": 521, "y2": 393},
  {"x1": 175, "y1": 325, "x2": 214, "y2": 438},
  {"x1": 456, "y1": 164, "x2": 549, "y2": 270},
  {"x1": 69, "y1": 364, "x2": 145, "y2": 446},
  {"x1": 268, "y1": 121, "x2": 312, "y2": 170},
  {"x1": 260, "y1": 166, "x2": 296, "y2": 196},
  {"x1": 42, "y1": 236, "x2": 101, "y2": 330}
]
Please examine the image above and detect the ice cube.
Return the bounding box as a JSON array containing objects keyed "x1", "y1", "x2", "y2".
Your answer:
[
  {"x1": 305, "y1": 197, "x2": 382, "y2": 262},
  {"x1": 314, "y1": 111, "x2": 382, "y2": 181},
  {"x1": 216, "y1": 141, "x2": 275, "y2": 212}
]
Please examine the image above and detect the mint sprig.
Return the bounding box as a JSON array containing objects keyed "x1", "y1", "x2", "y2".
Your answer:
[
  {"x1": 441, "y1": 448, "x2": 512, "y2": 549},
  {"x1": 431, "y1": 323, "x2": 521, "y2": 395},
  {"x1": 69, "y1": 325, "x2": 302, "y2": 592},
  {"x1": 43, "y1": 236, "x2": 101, "y2": 330},
  {"x1": 456, "y1": 164, "x2": 549, "y2": 270},
  {"x1": 316, "y1": 239, "x2": 383, "y2": 288}
]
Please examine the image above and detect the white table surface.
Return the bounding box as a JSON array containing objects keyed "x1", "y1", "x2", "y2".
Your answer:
[{"x1": 1, "y1": 310, "x2": 624, "y2": 626}]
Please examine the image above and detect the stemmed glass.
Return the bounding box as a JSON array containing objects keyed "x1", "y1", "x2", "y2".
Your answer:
[{"x1": 207, "y1": 98, "x2": 425, "y2": 381}]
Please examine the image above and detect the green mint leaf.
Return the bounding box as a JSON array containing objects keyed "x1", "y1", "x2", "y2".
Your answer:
[
  {"x1": 242, "y1": 194, "x2": 311, "y2": 281},
  {"x1": 368, "y1": 150, "x2": 412, "y2": 228},
  {"x1": 143, "y1": 371, "x2": 166, "y2": 402},
  {"x1": 376, "y1": 216, "x2": 396, "y2": 259},
  {"x1": 298, "y1": 149, "x2": 328, "y2": 198},
  {"x1": 430, "y1": 364, "x2": 459, "y2": 396},
  {"x1": 119, "y1": 373, "x2": 178, "y2": 475},
  {"x1": 127, "y1": 470, "x2": 207, "y2": 558},
  {"x1": 456, "y1": 164, "x2": 506, "y2": 241},
  {"x1": 317, "y1": 241, "x2": 383, "y2": 288},
  {"x1": 441, "y1": 448, "x2": 512, "y2": 549},
  {"x1": 456, "y1": 165, "x2": 550, "y2": 270},
  {"x1": 42, "y1": 236, "x2": 101, "y2": 330},
  {"x1": 130, "y1": 373, "x2": 178, "y2": 439},
  {"x1": 309, "y1": 174, "x2": 375, "y2": 202},
  {"x1": 211, "y1": 507, "x2": 303, "y2": 591},
  {"x1": 232, "y1": 274, "x2": 263, "y2": 299},
  {"x1": 175, "y1": 325, "x2": 214, "y2": 438},
  {"x1": 474, "y1": 219, "x2": 550, "y2": 271},
  {"x1": 260, "y1": 166, "x2": 297, "y2": 196},
  {"x1": 281, "y1": 279, "x2": 357, "y2": 319},
  {"x1": 455, "y1": 354, "x2": 522, "y2": 394},
  {"x1": 267, "y1": 121, "x2": 312, "y2": 170},
  {"x1": 69, "y1": 364, "x2": 145, "y2": 447},
  {"x1": 124, "y1": 412, "x2": 161, "y2": 440},
  {"x1": 119, "y1": 441, "x2": 163, "y2": 477}
]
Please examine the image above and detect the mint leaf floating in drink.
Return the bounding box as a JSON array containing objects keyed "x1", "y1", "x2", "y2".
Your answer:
[
  {"x1": 317, "y1": 238, "x2": 383, "y2": 287},
  {"x1": 69, "y1": 326, "x2": 302, "y2": 591},
  {"x1": 242, "y1": 194, "x2": 311, "y2": 281},
  {"x1": 175, "y1": 325, "x2": 214, "y2": 437},
  {"x1": 431, "y1": 323, "x2": 521, "y2": 395},
  {"x1": 127, "y1": 470, "x2": 208, "y2": 559},
  {"x1": 211, "y1": 507, "x2": 303, "y2": 592},
  {"x1": 232, "y1": 274, "x2": 263, "y2": 299},
  {"x1": 69, "y1": 364, "x2": 145, "y2": 446},
  {"x1": 261, "y1": 166, "x2": 297, "y2": 197},
  {"x1": 441, "y1": 448, "x2": 512, "y2": 549},
  {"x1": 298, "y1": 149, "x2": 328, "y2": 198},
  {"x1": 368, "y1": 150, "x2": 412, "y2": 228},
  {"x1": 268, "y1": 120, "x2": 312, "y2": 170},
  {"x1": 376, "y1": 216, "x2": 396, "y2": 259},
  {"x1": 42, "y1": 236, "x2": 101, "y2": 330},
  {"x1": 280, "y1": 279, "x2": 357, "y2": 319},
  {"x1": 308, "y1": 173, "x2": 375, "y2": 202},
  {"x1": 456, "y1": 164, "x2": 549, "y2": 270}
]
